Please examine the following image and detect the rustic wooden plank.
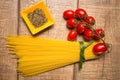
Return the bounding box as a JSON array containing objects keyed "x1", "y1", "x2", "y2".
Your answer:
[
  {"x1": 76, "y1": 0, "x2": 120, "y2": 80},
  {"x1": 103, "y1": 3, "x2": 120, "y2": 79},
  {"x1": 0, "y1": 0, "x2": 18, "y2": 80},
  {"x1": 19, "y1": 0, "x2": 77, "y2": 80},
  {"x1": 42, "y1": 0, "x2": 77, "y2": 80},
  {"x1": 19, "y1": 0, "x2": 49, "y2": 79}
]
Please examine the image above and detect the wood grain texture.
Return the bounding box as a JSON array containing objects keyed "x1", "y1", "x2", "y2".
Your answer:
[
  {"x1": 0, "y1": 0, "x2": 18, "y2": 80},
  {"x1": 19, "y1": 0, "x2": 77, "y2": 80},
  {"x1": 0, "y1": 0, "x2": 120, "y2": 80},
  {"x1": 76, "y1": 0, "x2": 120, "y2": 80},
  {"x1": 19, "y1": 0, "x2": 50, "y2": 80}
]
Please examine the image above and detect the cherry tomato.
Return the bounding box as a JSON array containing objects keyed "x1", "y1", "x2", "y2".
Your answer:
[
  {"x1": 77, "y1": 22, "x2": 87, "y2": 34},
  {"x1": 94, "y1": 28, "x2": 105, "y2": 40},
  {"x1": 68, "y1": 30, "x2": 77, "y2": 41},
  {"x1": 63, "y1": 10, "x2": 75, "y2": 19},
  {"x1": 75, "y1": 8, "x2": 88, "y2": 19},
  {"x1": 66, "y1": 18, "x2": 76, "y2": 29},
  {"x1": 85, "y1": 16, "x2": 95, "y2": 25},
  {"x1": 84, "y1": 29, "x2": 93, "y2": 41},
  {"x1": 93, "y1": 43, "x2": 107, "y2": 55}
]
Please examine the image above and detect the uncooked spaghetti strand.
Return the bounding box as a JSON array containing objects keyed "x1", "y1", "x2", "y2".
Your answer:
[
  {"x1": 18, "y1": 53, "x2": 78, "y2": 62},
  {"x1": 19, "y1": 59, "x2": 76, "y2": 72},
  {"x1": 20, "y1": 62, "x2": 74, "y2": 76},
  {"x1": 16, "y1": 52, "x2": 79, "y2": 58},
  {"x1": 19, "y1": 59, "x2": 76, "y2": 76},
  {"x1": 7, "y1": 45, "x2": 79, "y2": 52},
  {"x1": 6, "y1": 36, "x2": 103, "y2": 77},
  {"x1": 6, "y1": 36, "x2": 78, "y2": 46},
  {"x1": 19, "y1": 56, "x2": 78, "y2": 68}
]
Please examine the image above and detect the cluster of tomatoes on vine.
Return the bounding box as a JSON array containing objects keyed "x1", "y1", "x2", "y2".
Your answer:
[{"x1": 63, "y1": 8, "x2": 111, "y2": 55}]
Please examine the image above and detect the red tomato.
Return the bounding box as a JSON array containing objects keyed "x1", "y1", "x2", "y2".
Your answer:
[
  {"x1": 93, "y1": 43, "x2": 107, "y2": 55},
  {"x1": 85, "y1": 16, "x2": 95, "y2": 25},
  {"x1": 63, "y1": 10, "x2": 75, "y2": 19},
  {"x1": 84, "y1": 29, "x2": 93, "y2": 41},
  {"x1": 75, "y1": 8, "x2": 88, "y2": 19},
  {"x1": 66, "y1": 18, "x2": 76, "y2": 29},
  {"x1": 94, "y1": 28, "x2": 105, "y2": 40},
  {"x1": 77, "y1": 22, "x2": 87, "y2": 34},
  {"x1": 68, "y1": 30, "x2": 77, "y2": 41}
]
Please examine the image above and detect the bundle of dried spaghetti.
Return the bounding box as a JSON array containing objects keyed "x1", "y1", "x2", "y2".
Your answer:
[{"x1": 6, "y1": 36, "x2": 101, "y2": 76}]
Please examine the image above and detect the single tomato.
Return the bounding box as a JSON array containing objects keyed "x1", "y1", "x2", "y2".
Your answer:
[
  {"x1": 94, "y1": 28, "x2": 105, "y2": 40},
  {"x1": 85, "y1": 16, "x2": 95, "y2": 25},
  {"x1": 68, "y1": 30, "x2": 77, "y2": 41},
  {"x1": 84, "y1": 29, "x2": 93, "y2": 41},
  {"x1": 93, "y1": 43, "x2": 107, "y2": 55},
  {"x1": 66, "y1": 18, "x2": 76, "y2": 29},
  {"x1": 75, "y1": 8, "x2": 88, "y2": 19},
  {"x1": 77, "y1": 22, "x2": 87, "y2": 34},
  {"x1": 63, "y1": 10, "x2": 75, "y2": 19}
]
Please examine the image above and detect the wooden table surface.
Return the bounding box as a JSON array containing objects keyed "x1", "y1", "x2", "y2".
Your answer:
[{"x1": 0, "y1": 0, "x2": 120, "y2": 80}]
